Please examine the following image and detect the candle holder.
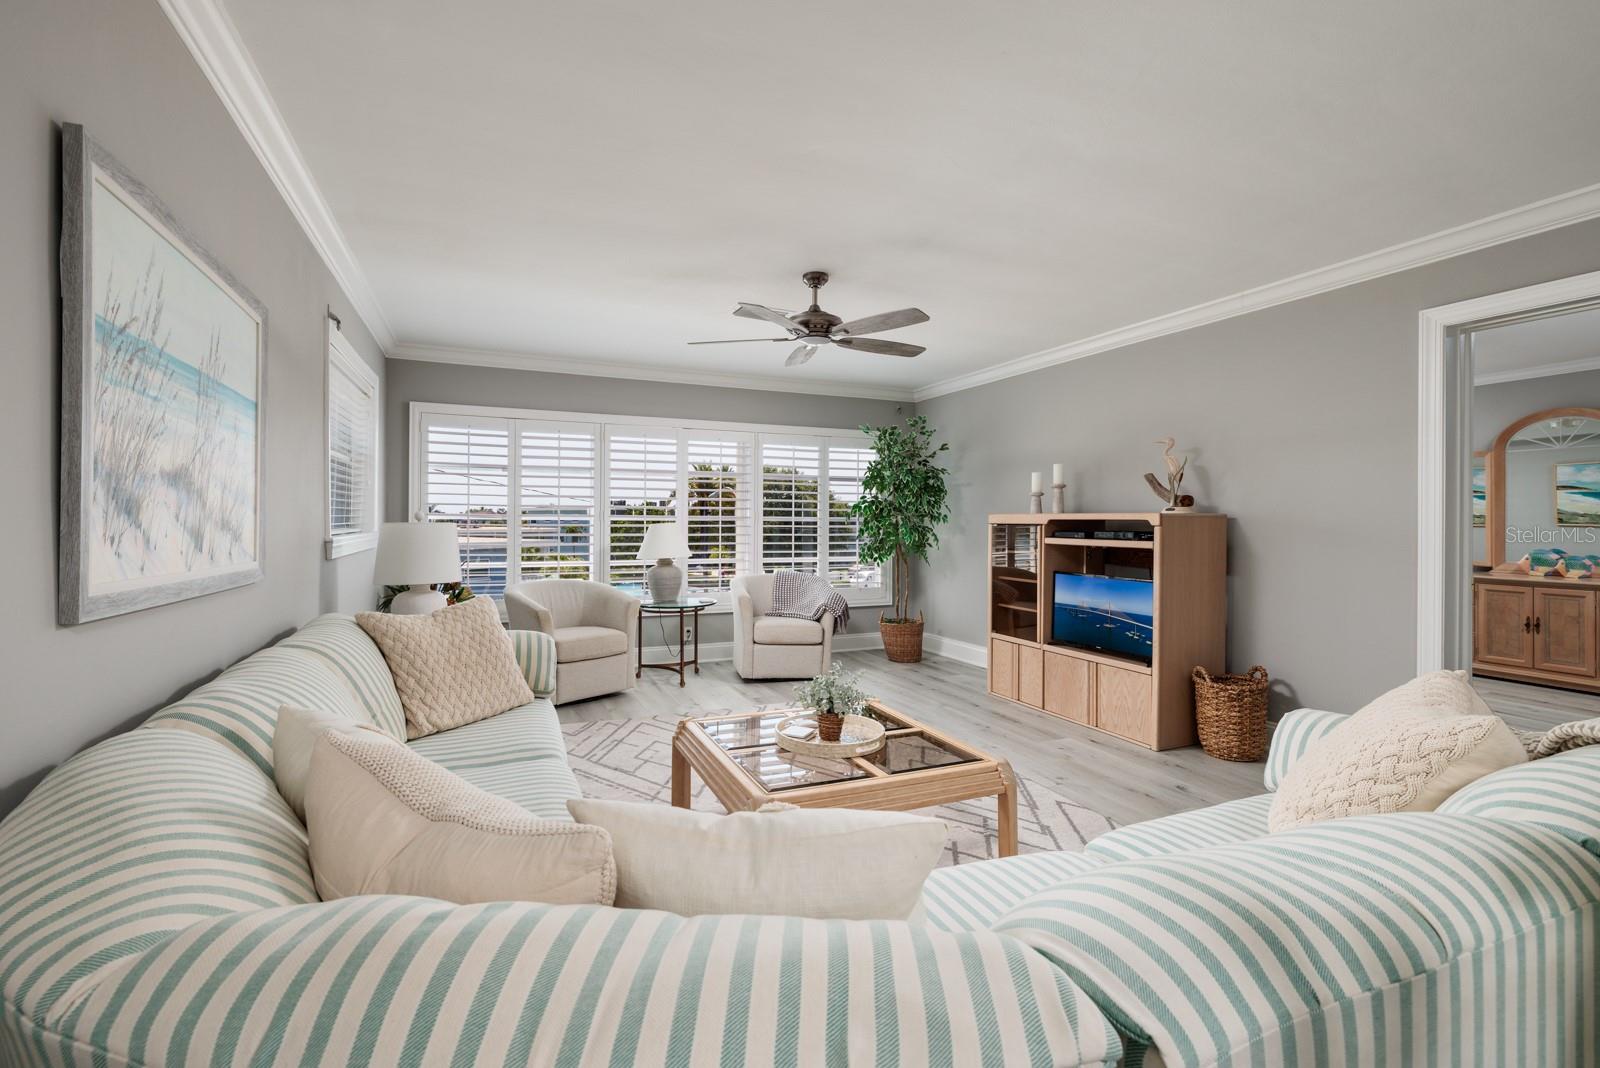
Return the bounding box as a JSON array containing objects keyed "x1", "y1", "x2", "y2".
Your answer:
[
  {"x1": 1029, "y1": 491, "x2": 1044, "y2": 513},
  {"x1": 1051, "y1": 483, "x2": 1066, "y2": 513}
]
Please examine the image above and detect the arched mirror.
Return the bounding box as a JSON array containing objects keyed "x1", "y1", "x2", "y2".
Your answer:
[{"x1": 1485, "y1": 407, "x2": 1600, "y2": 566}]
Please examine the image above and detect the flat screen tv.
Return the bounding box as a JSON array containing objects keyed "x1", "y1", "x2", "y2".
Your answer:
[{"x1": 1051, "y1": 572, "x2": 1154, "y2": 664}]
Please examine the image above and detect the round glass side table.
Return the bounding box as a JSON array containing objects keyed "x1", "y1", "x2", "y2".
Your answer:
[{"x1": 637, "y1": 597, "x2": 717, "y2": 687}]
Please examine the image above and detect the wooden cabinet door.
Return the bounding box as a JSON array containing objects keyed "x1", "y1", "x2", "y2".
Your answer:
[
  {"x1": 1476, "y1": 584, "x2": 1533, "y2": 668},
  {"x1": 1017, "y1": 645, "x2": 1044, "y2": 708},
  {"x1": 1043, "y1": 650, "x2": 1092, "y2": 723},
  {"x1": 990, "y1": 639, "x2": 1019, "y2": 700},
  {"x1": 1094, "y1": 663, "x2": 1154, "y2": 746},
  {"x1": 1533, "y1": 588, "x2": 1598, "y2": 677}
]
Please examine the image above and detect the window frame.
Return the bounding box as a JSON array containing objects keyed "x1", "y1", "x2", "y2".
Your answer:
[
  {"x1": 408, "y1": 401, "x2": 892, "y2": 612},
  {"x1": 324, "y1": 324, "x2": 381, "y2": 559}
]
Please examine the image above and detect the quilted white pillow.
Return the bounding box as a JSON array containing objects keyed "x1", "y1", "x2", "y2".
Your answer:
[
  {"x1": 567, "y1": 798, "x2": 946, "y2": 919},
  {"x1": 307, "y1": 728, "x2": 615, "y2": 905},
  {"x1": 1269, "y1": 671, "x2": 1526, "y2": 832}
]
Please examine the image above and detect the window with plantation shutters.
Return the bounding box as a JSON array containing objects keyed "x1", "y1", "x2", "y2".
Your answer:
[
  {"x1": 826, "y1": 441, "x2": 881, "y2": 591},
  {"x1": 325, "y1": 329, "x2": 379, "y2": 558},
  {"x1": 409, "y1": 403, "x2": 889, "y2": 608},
  {"x1": 685, "y1": 431, "x2": 753, "y2": 592},
  {"x1": 605, "y1": 427, "x2": 679, "y2": 589},
  {"x1": 760, "y1": 439, "x2": 820, "y2": 575}
]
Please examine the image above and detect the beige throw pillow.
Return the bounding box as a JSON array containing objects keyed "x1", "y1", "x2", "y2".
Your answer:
[
  {"x1": 272, "y1": 704, "x2": 378, "y2": 820},
  {"x1": 356, "y1": 596, "x2": 533, "y2": 739},
  {"x1": 567, "y1": 798, "x2": 946, "y2": 919},
  {"x1": 307, "y1": 729, "x2": 615, "y2": 905},
  {"x1": 1269, "y1": 671, "x2": 1526, "y2": 832}
]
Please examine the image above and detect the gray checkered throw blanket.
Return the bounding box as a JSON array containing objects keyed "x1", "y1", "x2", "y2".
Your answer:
[{"x1": 769, "y1": 571, "x2": 849, "y2": 633}]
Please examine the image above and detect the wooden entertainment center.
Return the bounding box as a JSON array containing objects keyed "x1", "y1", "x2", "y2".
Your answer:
[{"x1": 987, "y1": 512, "x2": 1227, "y2": 750}]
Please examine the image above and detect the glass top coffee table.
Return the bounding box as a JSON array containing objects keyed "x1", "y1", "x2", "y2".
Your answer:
[{"x1": 671, "y1": 701, "x2": 1019, "y2": 856}]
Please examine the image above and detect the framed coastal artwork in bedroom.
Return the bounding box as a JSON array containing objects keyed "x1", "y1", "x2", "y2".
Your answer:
[
  {"x1": 1555, "y1": 461, "x2": 1600, "y2": 527},
  {"x1": 58, "y1": 124, "x2": 266, "y2": 624}
]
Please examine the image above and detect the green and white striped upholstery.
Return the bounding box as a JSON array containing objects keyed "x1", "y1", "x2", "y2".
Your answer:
[
  {"x1": 142, "y1": 647, "x2": 368, "y2": 776},
  {"x1": 277, "y1": 614, "x2": 407, "y2": 739},
  {"x1": 921, "y1": 850, "x2": 1108, "y2": 932},
  {"x1": 509, "y1": 628, "x2": 558, "y2": 697},
  {"x1": 1262, "y1": 707, "x2": 1346, "y2": 790},
  {"x1": 995, "y1": 813, "x2": 1600, "y2": 1067},
  {"x1": 406, "y1": 701, "x2": 579, "y2": 821},
  {"x1": 0, "y1": 730, "x2": 314, "y2": 1035},
  {"x1": 1084, "y1": 794, "x2": 1273, "y2": 864},
  {"x1": 1440, "y1": 746, "x2": 1600, "y2": 856}
]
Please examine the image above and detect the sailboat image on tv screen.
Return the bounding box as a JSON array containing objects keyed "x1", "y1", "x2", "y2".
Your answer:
[{"x1": 1051, "y1": 572, "x2": 1155, "y2": 663}]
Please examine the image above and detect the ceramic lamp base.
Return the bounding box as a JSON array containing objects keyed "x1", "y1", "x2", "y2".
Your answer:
[
  {"x1": 391, "y1": 585, "x2": 447, "y2": 614},
  {"x1": 646, "y1": 560, "x2": 683, "y2": 603}
]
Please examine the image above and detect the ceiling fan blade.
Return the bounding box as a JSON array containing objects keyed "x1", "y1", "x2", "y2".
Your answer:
[
  {"x1": 734, "y1": 303, "x2": 799, "y2": 331},
  {"x1": 785, "y1": 345, "x2": 818, "y2": 367},
  {"x1": 836, "y1": 307, "x2": 929, "y2": 337},
  {"x1": 834, "y1": 337, "x2": 925, "y2": 358},
  {"x1": 687, "y1": 337, "x2": 791, "y2": 345}
]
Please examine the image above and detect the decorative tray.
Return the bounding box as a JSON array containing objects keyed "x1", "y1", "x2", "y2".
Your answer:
[{"x1": 774, "y1": 713, "x2": 886, "y2": 758}]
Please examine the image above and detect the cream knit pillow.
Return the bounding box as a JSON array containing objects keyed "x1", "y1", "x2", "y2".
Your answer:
[
  {"x1": 356, "y1": 596, "x2": 533, "y2": 739},
  {"x1": 567, "y1": 798, "x2": 946, "y2": 919},
  {"x1": 272, "y1": 704, "x2": 379, "y2": 820},
  {"x1": 307, "y1": 729, "x2": 615, "y2": 905},
  {"x1": 1269, "y1": 671, "x2": 1526, "y2": 832}
]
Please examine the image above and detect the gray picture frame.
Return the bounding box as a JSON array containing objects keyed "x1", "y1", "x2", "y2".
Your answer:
[{"x1": 59, "y1": 123, "x2": 267, "y2": 624}]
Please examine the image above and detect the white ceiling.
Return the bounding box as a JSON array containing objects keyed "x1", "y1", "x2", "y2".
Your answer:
[
  {"x1": 1472, "y1": 306, "x2": 1600, "y2": 381},
  {"x1": 218, "y1": 0, "x2": 1600, "y2": 397}
]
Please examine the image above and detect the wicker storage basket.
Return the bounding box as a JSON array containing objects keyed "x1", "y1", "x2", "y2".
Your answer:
[
  {"x1": 880, "y1": 615, "x2": 925, "y2": 663},
  {"x1": 1192, "y1": 665, "x2": 1269, "y2": 762}
]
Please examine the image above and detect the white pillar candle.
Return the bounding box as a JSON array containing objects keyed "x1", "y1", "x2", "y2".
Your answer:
[
  {"x1": 1052, "y1": 463, "x2": 1064, "y2": 485},
  {"x1": 1031, "y1": 471, "x2": 1043, "y2": 493}
]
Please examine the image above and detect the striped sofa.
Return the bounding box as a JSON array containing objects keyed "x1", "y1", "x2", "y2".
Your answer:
[{"x1": 1, "y1": 619, "x2": 1596, "y2": 1066}]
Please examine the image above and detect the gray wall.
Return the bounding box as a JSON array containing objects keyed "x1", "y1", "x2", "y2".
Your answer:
[
  {"x1": 916, "y1": 216, "x2": 1600, "y2": 718},
  {"x1": 1, "y1": 0, "x2": 386, "y2": 816},
  {"x1": 1473, "y1": 371, "x2": 1600, "y2": 561},
  {"x1": 384, "y1": 359, "x2": 906, "y2": 646}
]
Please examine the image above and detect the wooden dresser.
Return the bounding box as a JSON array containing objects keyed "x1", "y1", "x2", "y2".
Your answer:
[{"x1": 1473, "y1": 572, "x2": 1600, "y2": 690}]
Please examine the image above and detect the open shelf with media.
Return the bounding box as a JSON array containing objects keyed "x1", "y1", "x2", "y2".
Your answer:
[{"x1": 987, "y1": 512, "x2": 1228, "y2": 750}]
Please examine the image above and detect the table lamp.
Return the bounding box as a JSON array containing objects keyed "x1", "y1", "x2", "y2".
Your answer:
[
  {"x1": 374, "y1": 521, "x2": 461, "y2": 614},
  {"x1": 636, "y1": 524, "x2": 691, "y2": 603}
]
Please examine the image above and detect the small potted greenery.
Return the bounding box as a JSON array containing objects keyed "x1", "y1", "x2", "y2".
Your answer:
[
  {"x1": 794, "y1": 662, "x2": 869, "y2": 742},
  {"x1": 851, "y1": 414, "x2": 951, "y2": 662}
]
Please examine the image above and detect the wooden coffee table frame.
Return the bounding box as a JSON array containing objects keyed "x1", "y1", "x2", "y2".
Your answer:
[{"x1": 671, "y1": 700, "x2": 1019, "y2": 857}]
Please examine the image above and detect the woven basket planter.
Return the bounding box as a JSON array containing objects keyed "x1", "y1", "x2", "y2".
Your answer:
[
  {"x1": 1192, "y1": 665, "x2": 1269, "y2": 762},
  {"x1": 880, "y1": 615, "x2": 925, "y2": 663}
]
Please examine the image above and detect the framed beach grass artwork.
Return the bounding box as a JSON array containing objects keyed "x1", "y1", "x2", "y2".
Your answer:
[
  {"x1": 1555, "y1": 462, "x2": 1600, "y2": 527},
  {"x1": 58, "y1": 124, "x2": 265, "y2": 624}
]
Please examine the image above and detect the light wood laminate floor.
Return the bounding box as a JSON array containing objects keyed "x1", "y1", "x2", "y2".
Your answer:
[
  {"x1": 1472, "y1": 676, "x2": 1600, "y2": 731},
  {"x1": 557, "y1": 651, "x2": 1266, "y2": 829}
]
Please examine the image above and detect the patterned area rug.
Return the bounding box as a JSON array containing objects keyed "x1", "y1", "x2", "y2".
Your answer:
[{"x1": 560, "y1": 715, "x2": 1115, "y2": 867}]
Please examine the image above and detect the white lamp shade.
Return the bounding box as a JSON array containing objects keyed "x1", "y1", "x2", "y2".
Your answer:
[
  {"x1": 636, "y1": 523, "x2": 691, "y2": 562},
  {"x1": 374, "y1": 522, "x2": 462, "y2": 586}
]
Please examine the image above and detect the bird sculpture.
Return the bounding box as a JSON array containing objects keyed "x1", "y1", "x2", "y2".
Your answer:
[{"x1": 1144, "y1": 437, "x2": 1194, "y2": 510}]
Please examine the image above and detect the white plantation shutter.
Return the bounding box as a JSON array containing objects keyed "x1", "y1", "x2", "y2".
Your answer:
[
  {"x1": 420, "y1": 413, "x2": 511, "y2": 598},
  {"x1": 606, "y1": 427, "x2": 679, "y2": 589},
  {"x1": 518, "y1": 421, "x2": 597, "y2": 580},
  {"x1": 826, "y1": 440, "x2": 880, "y2": 590},
  {"x1": 685, "y1": 432, "x2": 753, "y2": 593},
  {"x1": 760, "y1": 438, "x2": 820, "y2": 575},
  {"x1": 325, "y1": 331, "x2": 379, "y2": 556}
]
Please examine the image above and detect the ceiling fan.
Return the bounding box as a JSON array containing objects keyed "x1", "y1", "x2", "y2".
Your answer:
[{"x1": 689, "y1": 271, "x2": 929, "y2": 367}]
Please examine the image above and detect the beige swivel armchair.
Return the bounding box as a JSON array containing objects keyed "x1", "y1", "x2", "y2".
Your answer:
[
  {"x1": 505, "y1": 579, "x2": 640, "y2": 704},
  {"x1": 731, "y1": 574, "x2": 834, "y2": 680}
]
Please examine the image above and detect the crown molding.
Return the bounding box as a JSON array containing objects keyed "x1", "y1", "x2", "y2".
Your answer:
[
  {"x1": 912, "y1": 181, "x2": 1600, "y2": 402},
  {"x1": 389, "y1": 342, "x2": 918, "y2": 402},
  {"x1": 155, "y1": 0, "x2": 395, "y2": 352},
  {"x1": 1474, "y1": 353, "x2": 1600, "y2": 387}
]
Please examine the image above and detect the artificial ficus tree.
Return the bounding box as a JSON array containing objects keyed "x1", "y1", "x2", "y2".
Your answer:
[{"x1": 851, "y1": 414, "x2": 951, "y2": 623}]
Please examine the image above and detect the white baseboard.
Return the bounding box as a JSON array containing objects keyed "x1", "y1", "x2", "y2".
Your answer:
[
  {"x1": 639, "y1": 630, "x2": 884, "y2": 665},
  {"x1": 921, "y1": 633, "x2": 988, "y2": 667}
]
